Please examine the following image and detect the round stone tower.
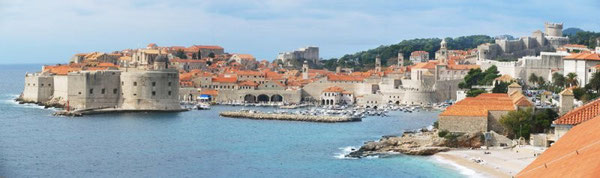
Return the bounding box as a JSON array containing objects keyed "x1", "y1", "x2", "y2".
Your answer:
[{"x1": 545, "y1": 22, "x2": 563, "y2": 37}]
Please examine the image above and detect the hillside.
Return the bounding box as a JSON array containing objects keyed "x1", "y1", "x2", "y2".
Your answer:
[
  {"x1": 321, "y1": 35, "x2": 494, "y2": 71},
  {"x1": 563, "y1": 27, "x2": 584, "y2": 36}
]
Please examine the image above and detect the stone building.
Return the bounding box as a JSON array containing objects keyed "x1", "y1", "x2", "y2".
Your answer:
[
  {"x1": 320, "y1": 86, "x2": 354, "y2": 106},
  {"x1": 438, "y1": 87, "x2": 533, "y2": 134},
  {"x1": 20, "y1": 48, "x2": 182, "y2": 112},
  {"x1": 410, "y1": 51, "x2": 429, "y2": 64},
  {"x1": 563, "y1": 52, "x2": 600, "y2": 86},
  {"x1": 477, "y1": 22, "x2": 569, "y2": 61},
  {"x1": 277, "y1": 46, "x2": 319, "y2": 65}
]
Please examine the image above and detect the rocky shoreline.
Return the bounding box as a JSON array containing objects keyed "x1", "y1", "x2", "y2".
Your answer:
[{"x1": 346, "y1": 130, "x2": 483, "y2": 158}]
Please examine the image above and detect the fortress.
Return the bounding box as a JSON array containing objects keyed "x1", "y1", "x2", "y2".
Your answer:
[
  {"x1": 19, "y1": 50, "x2": 182, "y2": 112},
  {"x1": 477, "y1": 22, "x2": 569, "y2": 61}
]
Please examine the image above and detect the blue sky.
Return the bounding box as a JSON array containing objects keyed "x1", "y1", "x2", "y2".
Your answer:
[{"x1": 0, "y1": 0, "x2": 599, "y2": 64}]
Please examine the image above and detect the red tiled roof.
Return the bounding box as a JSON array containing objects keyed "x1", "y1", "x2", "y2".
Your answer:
[
  {"x1": 238, "y1": 80, "x2": 259, "y2": 87},
  {"x1": 440, "y1": 93, "x2": 516, "y2": 117},
  {"x1": 516, "y1": 115, "x2": 600, "y2": 177},
  {"x1": 411, "y1": 51, "x2": 428, "y2": 56},
  {"x1": 564, "y1": 53, "x2": 600, "y2": 61},
  {"x1": 563, "y1": 44, "x2": 588, "y2": 49},
  {"x1": 553, "y1": 98, "x2": 600, "y2": 125},
  {"x1": 200, "y1": 89, "x2": 218, "y2": 96},
  {"x1": 327, "y1": 74, "x2": 365, "y2": 82},
  {"x1": 43, "y1": 64, "x2": 82, "y2": 75},
  {"x1": 212, "y1": 76, "x2": 237, "y2": 83},
  {"x1": 323, "y1": 86, "x2": 345, "y2": 92}
]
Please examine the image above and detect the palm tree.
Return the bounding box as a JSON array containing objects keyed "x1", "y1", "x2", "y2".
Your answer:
[
  {"x1": 529, "y1": 73, "x2": 539, "y2": 88},
  {"x1": 566, "y1": 73, "x2": 579, "y2": 87}
]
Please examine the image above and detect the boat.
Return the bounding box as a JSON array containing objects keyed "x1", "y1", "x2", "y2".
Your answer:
[{"x1": 196, "y1": 103, "x2": 211, "y2": 110}]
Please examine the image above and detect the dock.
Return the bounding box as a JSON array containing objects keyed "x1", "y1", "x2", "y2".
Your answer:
[{"x1": 219, "y1": 110, "x2": 361, "y2": 123}]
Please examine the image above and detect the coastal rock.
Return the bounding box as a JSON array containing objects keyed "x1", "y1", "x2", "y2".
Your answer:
[{"x1": 347, "y1": 130, "x2": 483, "y2": 158}]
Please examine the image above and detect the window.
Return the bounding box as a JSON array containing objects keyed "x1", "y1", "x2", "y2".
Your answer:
[
  {"x1": 101, "y1": 88, "x2": 105, "y2": 94},
  {"x1": 168, "y1": 91, "x2": 172, "y2": 95},
  {"x1": 152, "y1": 91, "x2": 156, "y2": 96},
  {"x1": 41, "y1": 84, "x2": 44, "y2": 86},
  {"x1": 133, "y1": 82, "x2": 137, "y2": 86},
  {"x1": 168, "y1": 82, "x2": 172, "y2": 86},
  {"x1": 121, "y1": 81, "x2": 124, "y2": 86},
  {"x1": 152, "y1": 82, "x2": 156, "y2": 86},
  {"x1": 78, "y1": 92, "x2": 82, "y2": 95},
  {"x1": 89, "y1": 89, "x2": 93, "y2": 94},
  {"x1": 113, "y1": 88, "x2": 118, "y2": 94},
  {"x1": 48, "y1": 84, "x2": 51, "y2": 87},
  {"x1": 133, "y1": 93, "x2": 137, "y2": 96}
]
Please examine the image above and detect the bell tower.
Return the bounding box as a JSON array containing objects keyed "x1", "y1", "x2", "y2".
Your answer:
[
  {"x1": 302, "y1": 60, "x2": 309, "y2": 79},
  {"x1": 375, "y1": 55, "x2": 382, "y2": 72}
]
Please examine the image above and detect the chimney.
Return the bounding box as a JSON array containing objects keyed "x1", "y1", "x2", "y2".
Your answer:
[{"x1": 559, "y1": 88, "x2": 575, "y2": 115}]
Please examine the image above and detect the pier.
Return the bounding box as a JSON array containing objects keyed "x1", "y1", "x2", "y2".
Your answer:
[{"x1": 219, "y1": 110, "x2": 361, "y2": 123}]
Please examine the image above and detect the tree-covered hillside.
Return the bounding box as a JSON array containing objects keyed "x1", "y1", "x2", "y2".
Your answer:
[
  {"x1": 321, "y1": 35, "x2": 494, "y2": 71},
  {"x1": 567, "y1": 31, "x2": 600, "y2": 49}
]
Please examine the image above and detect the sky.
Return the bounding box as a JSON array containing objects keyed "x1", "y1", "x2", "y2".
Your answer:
[{"x1": 0, "y1": 0, "x2": 599, "y2": 64}]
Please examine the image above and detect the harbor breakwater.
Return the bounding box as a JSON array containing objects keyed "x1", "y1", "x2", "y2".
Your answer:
[{"x1": 219, "y1": 111, "x2": 361, "y2": 122}]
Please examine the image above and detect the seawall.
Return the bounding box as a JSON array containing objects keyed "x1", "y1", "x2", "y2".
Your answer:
[{"x1": 220, "y1": 111, "x2": 361, "y2": 123}]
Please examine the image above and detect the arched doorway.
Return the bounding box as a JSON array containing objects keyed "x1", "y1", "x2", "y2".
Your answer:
[
  {"x1": 244, "y1": 94, "x2": 256, "y2": 103},
  {"x1": 395, "y1": 101, "x2": 400, "y2": 105},
  {"x1": 321, "y1": 99, "x2": 325, "y2": 105},
  {"x1": 271, "y1": 94, "x2": 283, "y2": 102},
  {"x1": 257, "y1": 94, "x2": 270, "y2": 103}
]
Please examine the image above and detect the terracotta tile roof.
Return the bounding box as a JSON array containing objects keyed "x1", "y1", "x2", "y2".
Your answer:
[
  {"x1": 516, "y1": 115, "x2": 600, "y2": 177},
  {"x1": 563, "y1": 44, "x2": 588, "y2": 49},
  {"x1": 238, "y1": 80, "x2": 259, "y2": 87},
  {"x1": 447, "y1": 64, "x2": 479, "y2": 70},
  {"x1": 97, "y1": 63, "x2": 117, "y2": 67},
  {"x1": 564, "y1": 53, "x2": 600, "y2": 61},
  {"x1": 200, "y1": 89, "x2": 218, "y2": 96},
  {"x1": 440, "y1": 93, "x2": 516, "y2": 117},
  {"x1": 327, "y1": 74, "x2": 365, "y2": 82},
  {"x1": 237, "y1": 70, "x2": 264, "y2": 76},
  {"x1": 187, "y1": 45, "x2": 224, "y2": 51},
  {"x1": 553, "y1": 98, "x2": 600, "y2": 125},
  {"x1": 323, "y1": 86, "x2": 345, "y2": 92},
  {"x1": 411, "y1": 51, "x2": 428, "y2": 56},
  {"x1": 212, "y1": 76, "x2": 237, "y2": 83},
  {"x1": 43, "y1": 64, "x2": 82, "y2": 75},
  {"x1": 412, "y1": 61, "x2": 437, "y2": 69}
]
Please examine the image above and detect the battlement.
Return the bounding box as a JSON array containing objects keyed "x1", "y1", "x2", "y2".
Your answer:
[{"x1": 544, "y1": 22, "x2": 563, "y2": 29}]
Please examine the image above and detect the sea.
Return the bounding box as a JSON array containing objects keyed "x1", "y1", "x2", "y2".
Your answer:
[{"x1": 0, "y1": 64, "x2": 470, "y2": 177}]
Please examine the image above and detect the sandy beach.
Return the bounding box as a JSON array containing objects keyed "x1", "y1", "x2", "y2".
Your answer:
[{"x1": 433, "y1": 146, "x2": 544, "y2": 177}]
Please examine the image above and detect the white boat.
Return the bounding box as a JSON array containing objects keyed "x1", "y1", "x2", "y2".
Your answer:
[{"x1": 196, "y1": 103, "x2": 211, "y2": 110}]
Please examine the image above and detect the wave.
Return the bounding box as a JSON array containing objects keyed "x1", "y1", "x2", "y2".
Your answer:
[
  {"x1": 431, "y1": 155, "x2": 485, "y2": 178},
  {"x1": 334, "y1": 146, "x2": 359, "y2": 159}
]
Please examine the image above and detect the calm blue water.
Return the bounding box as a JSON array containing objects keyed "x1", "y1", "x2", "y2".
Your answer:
[{"x1": 0, "y1": 64, "x2": 464, "y2": 177}]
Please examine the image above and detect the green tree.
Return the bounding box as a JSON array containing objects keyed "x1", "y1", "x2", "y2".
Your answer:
[
  {"x1": 566, "y1": 72, "x2": 579, "y2": 87},
  {"x1": 197, "y1": 49, "x2": 202, "y2": 59},
  {"x1": 585, "y1": 72, "x2": 600, "y2": 93},
  {"x1": 531, "y1": 109, "x2": 558, "y2": 133},
  {"x1": 572, "y1": 87, "x2": 586, "y2": 100},
  {"x1": 528, "y1": 73, "x2": 538, "y2": 87},
  {"x1": 175, "y1": 49, "x2": 187, "y2": 59},
  {"x1": 552, "y1": 73, "x2": 565, "y2": 87},
  {"x1": 467, "y1": 89, "x2": 486, "y2": 97},
  {"x1": 492, "y1": 81, "x2": 509, "y2": 93},
  {"x1": 208, "y1": 52, "x2": 216, "y2": 58},
  {"x1": 500, "y1": 107, "x2": 533, "y2": 139}
]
